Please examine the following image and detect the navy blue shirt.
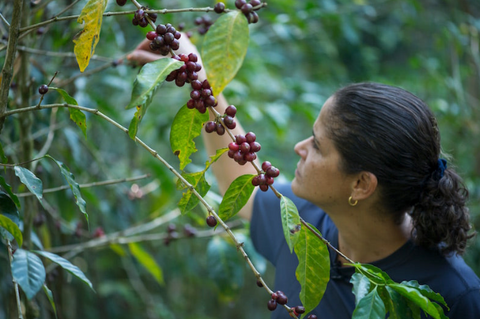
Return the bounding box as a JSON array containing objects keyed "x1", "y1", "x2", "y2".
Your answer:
[{"x1": 251, "y1": 183, "x2": 480, "y2": 319}]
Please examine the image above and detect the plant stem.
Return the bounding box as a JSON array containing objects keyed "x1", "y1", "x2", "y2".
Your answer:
[
  {"x1": 0, "y1": 0, "x2": 23, "y2": 133},
  {"x1": 15, "y1": 174, "x2": 151, "y2": 197},
  {"x1": 7, "y1": 241, "x2": 24, "y2": 319},
  {"x1": 3, "y1": 101, "x2": 274, "y2": 302}
]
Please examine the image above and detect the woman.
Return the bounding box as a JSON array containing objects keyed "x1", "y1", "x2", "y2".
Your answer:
[{"x1": 128, "y1": 40, "x2": 480, "y2": 318}]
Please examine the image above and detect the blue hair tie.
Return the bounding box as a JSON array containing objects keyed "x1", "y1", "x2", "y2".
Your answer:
[{"x1": 437, "y1": 158, "x2": 447, "y2": 178}]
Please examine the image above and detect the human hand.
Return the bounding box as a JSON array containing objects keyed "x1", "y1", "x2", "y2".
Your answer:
[{"x1": 126, "y1": 34, "x2": 207, "y2": 80}]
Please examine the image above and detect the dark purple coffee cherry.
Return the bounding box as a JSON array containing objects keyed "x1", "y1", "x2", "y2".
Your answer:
[
  {"x1": 250, "y1": 0, "x2": 261, "y2": 7},
  {"x1": 256, "y1": 279, "x2": 263, "y2": 287},
  {"x1": 235, "y1": 0, "x2": 247, "y2": 9},
  {"x1": 116, "y1": 0, "x2": 127, "y2": 6},
  {"x1": 267, "y1": 299, "x2": 277, "y2": 311},
  {"x1": 275, "y1": 291, "x2": 288, "y2": 305},
  {"x1": 206, "y1": 215, "x2": 217, "y2": 227},
  {"x1": 38, "y1": 84, "x2": 49, "y2": 95},
  {"x1": 266, "y1": 167, "x2": 280, "y2": 178},
  {"x1": 205, "y1": 121, "x2": 216, "y2": 133},
  {"x1": 156, "y1": 24, "x2": 167, "y2": 35},
  {"x1": 245, "y1": 132, "x2": 256, "y2": 143},
  {"x1": 241, "y1": 3, "x2": 253, "y2": 14},
  {"x1": 214, "y1": 2, "x2": 226, "y2": 13},
  {"x1": 294, "y1": 306, "x2": 306, "y2": 314},
  {"x1": 262, "y1": 161, "x2": 272, "y2": 172},
  {"x1": 259, "y1": 184, "x2": 269, "y2": 192},
  {"x1": 225, "y1": 105, "x2": 237, "y2": 117},
  {"x1": 216, "y1": 123, "x2": 225, "y2": 135},
  {"x1": 235, "y1": 134, "x2": 246, "y2": 144},
  {"x1": 250, "y1": 141, "x2": 261, "y2": 152}
]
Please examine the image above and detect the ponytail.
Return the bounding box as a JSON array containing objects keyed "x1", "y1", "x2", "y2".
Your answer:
[{"x1": 411, "y1": 167, "x2": 475, "y2": 255}]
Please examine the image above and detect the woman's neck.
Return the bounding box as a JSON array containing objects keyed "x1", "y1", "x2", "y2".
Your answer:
[{"x1": 333, "y1": 211, "x2": 413, "y2": 265}]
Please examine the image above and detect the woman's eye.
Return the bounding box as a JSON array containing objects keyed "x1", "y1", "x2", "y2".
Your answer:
[{"x1": 312, "y1": 138, "x2": 319, "y2": 150}]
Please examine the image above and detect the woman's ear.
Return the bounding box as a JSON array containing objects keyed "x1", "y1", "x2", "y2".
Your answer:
[{"x1": 351, "y1": 171, "x2": 378, "y2": 201}]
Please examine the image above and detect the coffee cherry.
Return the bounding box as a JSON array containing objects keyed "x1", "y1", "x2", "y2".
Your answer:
[
  {"x1": 250, "y1": 0, "x2": 262, "y2": 7},
  {"x1": 249, "y1": 11, "x2": 259, "y2": 24},
  {"x1": 275, "y1": 291, "x2": 288, "y2": 305},
  {"x1": 146, "y1": 31, "x2": 156, "y2": 40},
  {"x1": 116, "y1": 0, "x2": 127, "y2": 6},
  {"x1": 240, "y1": 142, "x2": 250, "y2": 153},
  {"x1": 241, "y1": 3, "x2": 253, "y2": 14},
  {"x1": 216, "y1": 123, "x2": 225, "y2": 135},
  {"x1": 235, "y1": 0, "x2": 247, "y2": 9},
  {"x1": 252, "y1": 175, "x2": 260, "y2": 186},
  {"x1": 262, "y1": 161, "x2": 272, "y2": 172},
  {"x1": 294, "y1": 306, "x2": 306, "y2": 315},
  {"x1": 167, "y1": 223, "x2": 176, "y2": 233},
  {"x1": 206, "y1": 215, "x2": 217, "y2": 227},
  {"x1": 225, "y1": 105, "x2": 237, "y2": 117},
  {"x1": 148, "y1": 12, "x2": 157, "y2": 22},
  {"x1": 244, "y1": 152, "x2": 257, "y2": 162},
  {"x1": 156, "y1": 24, "x2": 167, "y2": 35},
  {"x1": 271, "y1": 292, "x2": 278, "y2": 300},
  {"x1": 266, "y1": 167, "x2": 280, "y2": 178},
  {"x1": 205, "y1": 121, "x2": 216, "y2": 133},
  {"x1": 235, "y1": 134, "x2": 246, "y2": 144},
  {"x1": 214, "y1": 2, "x2": 226, "y2": 13},
  {"x1": 38, "y1": 84, "x2": 48, "y2": 95},
  {"x1": 250, "y1": 141, "x2": 261, "y2": 152},
  {"x1": 267, "y1": 299, "x2": 277, "y2": 311},
  {"x1": 307, "y1": 315, "x2": 317, "y2": 319},
  {"x1": 259, "y1": 184, "x2": 269, "y2": 192},
  {"x1": 256, "y1": 279, "x2": 263, "y2": 287},
  {"x1": 266, "y1": 176, "x2": 274, "y2": 185},
  {"x1": 228, "y1": 142, "x2": 240, "y2": 151},
  {"x1": 224, "y1": 115, "x2": 235, "y2": 127},
  {"x1": 245, "y1": 132, "x2": 256, "y2": 143},
  {"x1": 134, "y1": 9, "x2": 144, "y2": 21}
]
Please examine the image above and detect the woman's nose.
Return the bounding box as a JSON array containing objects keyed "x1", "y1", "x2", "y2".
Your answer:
[{"x1": 294, "y1": 137, "x2": 310, "y2": 160}]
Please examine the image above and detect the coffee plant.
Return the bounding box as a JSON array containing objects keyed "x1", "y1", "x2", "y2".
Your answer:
[{"x1": 2, "y1": 0, "x2": 476, "y2": 318}]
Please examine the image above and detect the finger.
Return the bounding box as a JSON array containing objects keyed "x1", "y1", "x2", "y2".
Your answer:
[
  {"x1": 127, "y1": 50, "x2": 162, "y2": 65},
  {"x1": 134, "y1": 39, "x2": 153, "y2": 52}
]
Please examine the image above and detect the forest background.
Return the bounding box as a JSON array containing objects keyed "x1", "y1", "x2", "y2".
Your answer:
[{"x1": 0, "y1": 0, "x2": 479, "y2": 318}]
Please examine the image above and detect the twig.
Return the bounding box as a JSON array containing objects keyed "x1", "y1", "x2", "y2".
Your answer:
[
  {"x1": 15, "y1": 174, "x2": 151, "y2": 198},
  {"x1": 55, "y1": 55, "x2": 126, "y2": 87},
  {"x1": 6, "y1": 102, "x2": 275, "y2": 307},
  {"x1": 31, "y1": 108, "x2": 57, "y2": 172},
  {"x1": 0, "y1": 12, "x2": 10, "y2": 27},
  {"x1": 7, "y1": 241, "x2": 24, "y2": 319},
  {"x1": 52, "y1": 0, "x2": 81, "y2": 18},
  {"x1": 0, "y1": 40, "x2": 113, "y2": 62},
  {"x1": 0, "y1": 0, "x2": 24, "y2": 133}
]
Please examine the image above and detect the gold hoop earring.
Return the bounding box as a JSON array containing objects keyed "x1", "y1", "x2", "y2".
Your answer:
[{"x1": 348, "y1": 196, "x2": 358, "y2": 207}]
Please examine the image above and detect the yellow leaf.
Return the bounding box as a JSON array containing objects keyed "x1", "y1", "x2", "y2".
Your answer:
[{"x1": 73, "y1": 0, "x2": 107, "y2": 72}]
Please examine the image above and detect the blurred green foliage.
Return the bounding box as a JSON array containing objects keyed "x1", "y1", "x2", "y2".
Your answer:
[{"x1": 0, "y1": 0, "x2": 479, "y2": 318}]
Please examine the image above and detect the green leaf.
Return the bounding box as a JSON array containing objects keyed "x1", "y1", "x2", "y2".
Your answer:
[
  {"x1": 218, "y1": 174, "x2": 255, "y2": 222},
  {"x1": 352, "y1": 263, "x2": 393, "y2": 285},
  {"x1": 389, "y1": 283, "x2": 446, "y2": 319},
  {"x1": 0, "y1": 142, "x2": 7, "y2": 163},
  {"x1": 280, "y1": 195, "x2": 301, "y2": 253},
  {"x1": 352, "y1": 287, "x2": 387, "y2": 319},
  {"x1": 294, "y1": 223, "x2": 330, "y2": 316},
  {"x1": 45, "y1": 155, "x2": 88, "y2": 223},
  {"x1": 400, "y1": 280, "x2": 448, "y2": 308},
  {"x1": 43, "y1": 285, "x2": 58, "y2": 319},
  {"x1": 73, "y1": 0, "x2": 108, "y2": 72},
  {"x1": 204, "y1": 148, "x2": 229, "y2": 171},
  {"x1": 128, "y1": 242, "x2": 164, "y2": 285},
  {"x1": 127, "y1": 59, "x2": 183, "y2": 139},
  {"x1": 206, "y1": 236, "x2": 244, "y2": 298},
  {"x1": 51, "y1": 87, "x2": 87, "y2": 138},
  {"x1": 351, "y1": 272, "x2": 373, "y2": 306},
  {"x1": 201, "y1": 11, "x2": 249, "y2": 95},
  {"x1": 170, "y1": 104, "x2": 209, "y2": 170},
  {"x1": 0, "y1": 214, "x2": 23, "y2": 247},
  {"x1": 177, "y1": 172, "x2": 210, "y2": 214},
  {"x1": 14, "y1": 166, "x2": 43, "y2": 202},
  {"x1": 0, "y1": 191, "x2": 20, "y2": 242},
  {"x1": 33, "y1": 250, "x2": 94, "y2": 291},
  {"x1": 381, "y1": 286, "x2": 410, "y2": 319},
  {"x1": 0, "y1": 176, "x2": 21, "y2": 208},
  {"x1": 11, "y1": 249, "x2": 46, "y2": 300}
]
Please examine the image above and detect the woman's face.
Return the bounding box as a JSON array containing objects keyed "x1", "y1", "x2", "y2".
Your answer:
[{"x1": 291, "y1": 96, "x2": 353, "y2": 210}]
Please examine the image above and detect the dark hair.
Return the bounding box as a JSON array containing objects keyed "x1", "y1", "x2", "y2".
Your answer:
[{"x1": 327, "y1": 82, "x2": 474, "y2": 255}]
